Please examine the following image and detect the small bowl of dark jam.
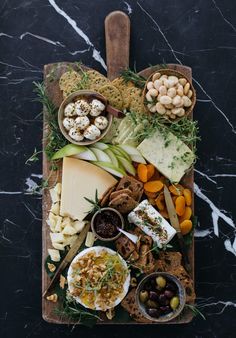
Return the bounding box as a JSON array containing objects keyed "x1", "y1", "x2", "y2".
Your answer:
[{"x1": 91, "y1": 207, "x2": 124, "y2": 241}]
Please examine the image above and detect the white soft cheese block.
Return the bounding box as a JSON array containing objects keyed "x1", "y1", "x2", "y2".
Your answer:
[
  {"x1": 128, "y1": 200, "x2": 176, "y2": 247},
  {"x1": 137, "y1": 129, "x2": 194, "y2": 183},
  {"x1": 60, "y1": 157, "x2": 117, "y2": 221}
]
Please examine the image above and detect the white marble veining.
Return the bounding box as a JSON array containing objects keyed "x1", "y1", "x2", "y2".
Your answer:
[{"x1": 48, "y1": 0, "x2": 107, "y2": 70}]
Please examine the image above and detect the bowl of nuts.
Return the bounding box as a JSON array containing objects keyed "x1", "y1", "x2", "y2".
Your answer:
[
  {"x1": 143, "y1": 69, "x2": 196, "y2": 121},
  {"x1": 58, "y1": 90, "x2": 114, "y2": 145},
  {"x1": 136, "y1": 272, "x2": 186, "y2": 322}
]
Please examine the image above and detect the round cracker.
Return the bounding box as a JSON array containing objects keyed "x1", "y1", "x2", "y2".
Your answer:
[
  {"x1": 112, "y1": 77, "x2": 134, "y2": 109},
  {"x1": 86, "y1": 70, "x2": 110, "y2": 91},
  {"x1": 59, "y1": 71, "x2": 81, "y2": 91},
  {"x1": 98, "y1": 84, "x2": 123, "y2": 110},
  {"x1": 128, "y1": 87, "x2": 145, "y2": 114}
]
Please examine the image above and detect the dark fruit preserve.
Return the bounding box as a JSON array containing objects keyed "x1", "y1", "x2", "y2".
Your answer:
[{"x1": 94, "y1": 209, "x2": 121, "y2": 238}]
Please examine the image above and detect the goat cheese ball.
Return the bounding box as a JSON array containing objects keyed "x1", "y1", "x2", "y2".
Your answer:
[
  {"x1": 68, "y1": 127, "x2": 84, "y2": 141},
  {"x1": 74, "y1": 116, "x2": 90, "y2": 130},
  {"x1": 74, "y1": 99, "x2": 91, "y2": 116},
  {"x1": 90, "y1": 99, "x2": 106, "y2": 117},
  {"x1": 64, "y1": 103, "x2": 76, "y2": 117},
  {"x1": 84, "y1": 124, "x2": 101, "y2": 140},
  {"x1": 63, "y1": 117, "x2": 75, "y2": 131},
  {"x1": 94, "y1": 116, "x2": 109, "y2": 130}
]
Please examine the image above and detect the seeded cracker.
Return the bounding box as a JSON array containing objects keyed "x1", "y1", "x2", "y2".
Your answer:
[
  {"x1": 86, "y1": 70, "x2": 110, "y2": 91},
  {"x1": 59, "y1": 70, "x2": 82, "y2": 91},
  {"x1": 98, "y1": 84, "x2": 123, "y2": 110},
  {"x1": 128, "y1": 87, "x2": 145, "y2": 114},
  {"x1": 112, "y1": 77, "x2": 134, "y2": 109}
]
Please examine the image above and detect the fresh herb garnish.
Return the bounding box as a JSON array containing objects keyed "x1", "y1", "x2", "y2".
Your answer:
[
  {"x1": 54, "y1": 292, "x2": 101, "y2": 327},
  {"x1": 84, "y1": 189, "x2": 101, "y2": 214},
  {"x1": 33, "y1": 81, "x2": 68, "y2": 160},
  {"x1": 121, "y1": 68, "x2": 146, "y2": 88},
  {"x1": 185, "y1": 304, "x2": 206, "y2": 320},
  {"x1": 25, "y1": 148, "x2": 41, "y2": 165}
]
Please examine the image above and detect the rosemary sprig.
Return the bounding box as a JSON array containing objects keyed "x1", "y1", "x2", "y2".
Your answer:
[
  {"x1": 54, "y1": 294, "x2": 101, "y2": 327},
  {"x1": 33, "y1": 81, "x2": 69, "y2": 159},
  {"x1": 121, "y1": 68, "x2": 146, "y2": 88},
  {"x1": 84, "y1": 189, "x2": 101, "y2": 214},
  {"x1": 185, "y1": 304, "x2": 206, "y2": 320},
  {"x1": 25, "y1": 148, "x2": 41, "y2": 165}
]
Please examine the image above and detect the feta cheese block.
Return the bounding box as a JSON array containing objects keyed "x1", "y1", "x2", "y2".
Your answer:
[
  {"x1": 60, "y1": 157, "x2": 117, "y2": 221},
  {"x1": 128, "y1": 200, "x2": 176, "y2": 247},
  {"x1": 137, "y1": 129, "x2": 194, "y2": 183}
]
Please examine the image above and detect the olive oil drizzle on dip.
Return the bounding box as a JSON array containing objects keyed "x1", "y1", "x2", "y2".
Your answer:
[{"x1": 70, "y1": 250, "x2": 129, "y2": 310}]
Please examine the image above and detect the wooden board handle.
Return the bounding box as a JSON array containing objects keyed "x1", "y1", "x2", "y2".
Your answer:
[{"x1": 105, "y1": 11, "x2": 130, "y2": 80}]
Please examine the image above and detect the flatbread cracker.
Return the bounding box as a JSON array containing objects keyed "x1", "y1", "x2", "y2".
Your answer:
[
  {"x1": 98, "y1": 84, "x2": 123, "y2": 110},
  {"x1": 112, "y1": 77, "x2": 134, "y2": 109},
  {"x1": 86, "y1": 70, "x2": 110, "y2": 91},
  {"x1": 128, "y1": 87, "x2": 145, "y2": 114},
  {"x1": 59, "y1": 71, "x2": 81, "y2": 91}
]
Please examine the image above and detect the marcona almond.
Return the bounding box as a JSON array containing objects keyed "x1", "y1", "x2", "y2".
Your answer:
[
  {"x1": 148, "y1": 88, "x2": 158, "y2": 97},
  {"x1": 147, "y1": 81, "x2": 154, "y2": 90},
  {"x1": 156, "y1": 102, "x2": 166, "y2": 115},
  {"x1": 159, "y1": 85, "x2": 167, "y2": 95},
  {"x1": 179, "y1": 78, "x2": 187, "y2": 86},
  {"x1": 184, "y1": 83, "x2": 190, "y2": 95},
  {"x1": 182, "y1": 96, "x2": 192, "y2": 107},
  {"x1": 160, "y1": 95, "x2": 172, "y2": 105},
  {"x1": 152, "y1": 72, "x2": 161, "y2": 81},
  {"x1": 146, "y1": 92, "x2": 153, "y2": 102},
  {"x1": 153, "y1": 79, "x2": 162, "y2": 90},
  {"x1": 187, "y1": 90, "x2": 193, "y2": 98},
  {"x1": 172, "y1": 95, "x2": 182, "y2": 106},
  {"x1": 165, "y1": 103, "x2": 174, "y2": 109},
  {"x1": 167, "y1": 87, "x2": 176, "y2": 98}
]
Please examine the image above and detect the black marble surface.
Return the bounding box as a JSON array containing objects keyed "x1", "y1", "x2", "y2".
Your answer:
[{"x1": 1, "y1": 0, "x2": 236, "y2": 337}]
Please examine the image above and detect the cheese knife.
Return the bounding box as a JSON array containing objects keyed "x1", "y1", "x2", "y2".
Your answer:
[
  {"x1": 43, "y1": 221, "x2": 90, "y2": 298},
  {"x1": 163, "y1": 185, "x2": 191, "y2": 273}
]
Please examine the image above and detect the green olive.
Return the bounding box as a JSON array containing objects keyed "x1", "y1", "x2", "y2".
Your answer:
[
  {"x1": 139, "y1": 290, "x2": 148, "y2": 303},
  {"x1": 170, "y1": 296, "x2": 180, "y2": 310},
  {"x1": 156, "y1": 276, "x2": 166, "y2": 289},
  {"x1": 146, "y1": 299, "x2": 158, "y2": 308}
]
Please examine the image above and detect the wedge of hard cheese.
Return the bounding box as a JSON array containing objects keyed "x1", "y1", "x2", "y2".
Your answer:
[
  {"x1": 60, "y1": 158, "x2": 117, "y2": 221},
  {"x1": 137, "y1": 129, "x2": 194, "y2": 183}
]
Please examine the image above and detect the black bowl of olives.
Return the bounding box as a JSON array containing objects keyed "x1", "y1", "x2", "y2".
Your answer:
[{"x1": 136, "y1": 272, "x2": 186, "y2": 322}]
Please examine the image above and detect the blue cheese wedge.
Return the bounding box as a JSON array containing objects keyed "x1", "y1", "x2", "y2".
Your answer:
[
  {"x1": 137, "y1": 129, "x2": 194, "y2": 183},
  {"x1": 128, "y1": 200, "x2": 176, "y2": 247}
]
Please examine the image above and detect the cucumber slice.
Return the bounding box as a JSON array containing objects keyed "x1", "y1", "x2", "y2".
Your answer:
[
  {"x1": 118, "y1": 144, "x2": 142, "y2": 156},
  {"x1": 130, "y1": 154, "x2": 147, "y2": 164},
  {"x1": 110, "y1": 145, "x2": 131, "y2": 161}
]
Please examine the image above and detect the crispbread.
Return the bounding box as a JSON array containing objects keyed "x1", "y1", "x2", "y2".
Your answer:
[
  {"x1": 86, "y1": 69, "x2": 110, "y2": 91},
  {"x1": 59, "y1": 70, "x2": 81, "y2": 91},
  {"x1": 110, "y1": 188, "x2": 132, "y2": 201},
  {"x1": 117, "y1": 176, "x2": 143, "y2": 201},
  {"x1": 112, "y1": 77, "x2": 134, "y2": 109},
  {"x1": 128, "y1": 87, "x2": 145, "y2": 114},
  {"x1": 109, "y1": 193, "x2": 137, "y2": 214},
  {"x1": 98, "y1": 84, "x2": 123, "y2": 110}
]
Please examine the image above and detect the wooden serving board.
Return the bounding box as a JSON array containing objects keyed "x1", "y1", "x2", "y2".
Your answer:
[{"x1": 42, "y1": 11, "x2": 194, "y2": 324}]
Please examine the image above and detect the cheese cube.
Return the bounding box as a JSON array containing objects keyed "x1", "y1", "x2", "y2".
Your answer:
[
  {"x1": 52, "y1": 242, "x2": 65, "y2": 251},
  {"x1": 73, "y1": 220, "x2": 86, "y2": 233},
  {"x1": 50, "y1": 202, "x2": 60, "y2": 215},
  {"x1": 62, "y1": 225, "x2": 77, "y2": 236},
  {"x1": 137, "y1": 129, "x2": 194, "y2": 183},
  {"x1": 50, "y1": 232, "x2": 65, "y2": 243},
  {"x1": 48, "y1": 248, "x2": 60, "y2": 262}
]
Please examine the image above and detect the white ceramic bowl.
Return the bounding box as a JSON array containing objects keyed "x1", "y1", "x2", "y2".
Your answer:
[{"x1": 67, "y1": 246, "x2": 130, "y2": 311}]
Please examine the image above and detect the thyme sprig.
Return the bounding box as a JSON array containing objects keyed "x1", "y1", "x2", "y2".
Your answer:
[{"x1": 25, "y1": 148, "x2": 41, "y2": 165}]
